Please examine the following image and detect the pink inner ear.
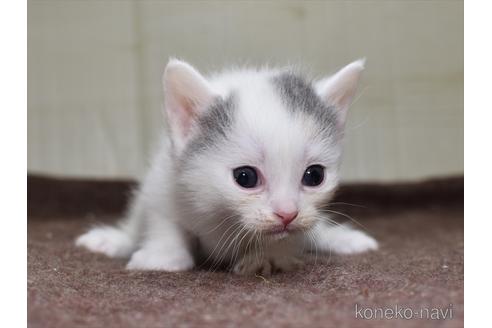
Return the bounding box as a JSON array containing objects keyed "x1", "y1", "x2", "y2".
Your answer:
[
  {"x1": 317, "y1": 60, "x2": 365, "y2": 129},
  {"x1": 163, "y1": 60, "x2": 217, "y2": 152},
  {"x1": 166, "y1": 95, "x2": 198, "y2": 142},
  {"x1": 179, "y1": 95, "x2": 197, "y2": 124},
  {"x1": 175, "y1": 103, "x2": 193, "y2": 138},
  {"x1": 327, "y1": 83, "x2": 357, "y2": 112}
]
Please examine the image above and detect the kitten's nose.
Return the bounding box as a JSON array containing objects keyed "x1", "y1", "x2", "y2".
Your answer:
[{"x1": 274, "y1": 210, "x2": 299, "y2": 226}]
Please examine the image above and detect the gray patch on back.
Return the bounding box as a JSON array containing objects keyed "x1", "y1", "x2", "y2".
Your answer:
[
  {"x1": 272, "y1": 72, "x2": 339, "y2": 138},
  {"x1": 182, "y1": 93, "x2": 237, "y2": 160}
]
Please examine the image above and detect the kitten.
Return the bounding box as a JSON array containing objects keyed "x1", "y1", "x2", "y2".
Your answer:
[{"x1": 76, "y1": 59, "x2": 378, "y2": 275}]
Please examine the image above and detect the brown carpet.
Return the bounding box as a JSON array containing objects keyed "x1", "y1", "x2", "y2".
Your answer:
[{"x1": 27, "y1": 175, "x2": 464, "y2": 328}]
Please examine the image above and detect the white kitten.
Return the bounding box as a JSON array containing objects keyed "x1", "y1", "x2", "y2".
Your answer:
[{"x1": 76, "y1": 59, "x2": 378, "y2": 275}]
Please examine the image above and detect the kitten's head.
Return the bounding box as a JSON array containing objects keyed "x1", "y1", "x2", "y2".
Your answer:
[{"x1": 164, "y1": 59, "x2": 364, "y2": 238}]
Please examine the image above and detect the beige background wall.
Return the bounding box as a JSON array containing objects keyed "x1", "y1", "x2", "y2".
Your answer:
[{"x1": 28, "y1": 0, "x2": 463, "y2": 182}]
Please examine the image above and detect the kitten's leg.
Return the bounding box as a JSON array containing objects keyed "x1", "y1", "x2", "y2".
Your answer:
[
  {"x1": 126, "y1": 215, "x2": 194, "y2": 271},
  {"x1": 233, "y1": 254, "x2": 273, "y2": 276},
  {"x1": 233, "y1": 237, "x2": 304, "y2": 276},
  {"x1": 75, "y1": 218, "x2": 140, "y2": 258},
  {"x1": 309, "y1": 222, "x2": 378, "y2": 255},
  {"x1": 75, "y1": 199, "x2": 143, "y2": 258},
  {"x1": 233, "y1": 253, "x2": 303, "y2": 276},
  {"x1": 75, "y1": 223, "x2": 137, "y2": 258}
]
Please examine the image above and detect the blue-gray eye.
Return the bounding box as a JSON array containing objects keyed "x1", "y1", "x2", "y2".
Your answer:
[
  {"x1": 302, "y1": 165, "x2": 324, "y2": 187},
  {"x1": 233, "y1": 166, "x2": 258, "y2": 188}
]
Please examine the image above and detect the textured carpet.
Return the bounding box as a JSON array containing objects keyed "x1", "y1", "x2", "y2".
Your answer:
[{"x1": 27, "y1": 176, "x2": 463, "y2": 328}]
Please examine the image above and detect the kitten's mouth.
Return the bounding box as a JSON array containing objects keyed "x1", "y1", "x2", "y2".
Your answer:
[
  {"x1": 264, "y1": 225, "x2": 296, "y2": 238},
  {"x1": 266, "y1": 227, "x2": 287, "y2": 234},
  {"x1": 266, "y1": 230, "x2": 289, "y2": 240}
]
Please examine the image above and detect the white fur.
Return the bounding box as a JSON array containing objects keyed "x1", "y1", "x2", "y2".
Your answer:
[
  {"x1": 163, "y1": 59, "x2": 218, "y2": 153},
  {"x1": 76, "y1": 59, "x2": 377, "y2": 274},
  {"x1": 75, "y1": 226, "x2": 135, "y2": 258},
  {"x1": 310, "y1": 222, "x2": 378, "y2": 255},
  {"x1": 315, "y1": 58, "x2": 365, "y2": 126}
]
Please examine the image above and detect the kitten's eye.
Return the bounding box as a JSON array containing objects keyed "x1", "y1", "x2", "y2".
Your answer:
[
  {"x1": 233, "y1": 166, "x2": 259, "y2": 189},
  {"x1": 302, "y1": 165, "x2": 324, "y2": 187}
]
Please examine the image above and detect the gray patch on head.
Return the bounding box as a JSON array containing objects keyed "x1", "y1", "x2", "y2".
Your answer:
[
  {"x1": 272, "y1": 72, "x2": 339, "y2": 138},
  {"x1": 181, "y1": 93, "x2": 237, "y2": 160}
]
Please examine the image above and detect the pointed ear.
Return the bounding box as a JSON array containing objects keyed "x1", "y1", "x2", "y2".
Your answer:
[
  {"x1": 163, "y1": 59, "x2": 217, "y2": 153},
  {"x1": 315, "y1": 59, "x2": 365, "y2": 127}
]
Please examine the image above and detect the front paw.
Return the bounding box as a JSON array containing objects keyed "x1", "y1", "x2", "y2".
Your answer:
[
  {"x1": 233, "y1": 256, "x2": 272, "y2": 276},
  {"x1": 126, "y1": 248, "x2": 194, "y2": 271},
  {"x1": 233, "y1": 255, "x2": 304, "y2": 276},
  {"x1": 331, "y1": 229, "x2": 378, "y2": 255},
  {"x1": 271, "y1": 256, "x2": 304, "y2": 273},
  {"x1": 75, "y1": 226, "x2": 134, "y2": 258}
]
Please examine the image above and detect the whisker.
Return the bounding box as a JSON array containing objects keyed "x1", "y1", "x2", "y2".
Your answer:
[
  {"x1": 189, "y1": 211, "x2": 236, "y2": 234},
  {"x1": 204, "y1": 213, "x2": 239, "y2": 234},
  {"x1": 232, "y1": 227, "x2": 250, "y2": 266},
  {"x1": 211, "y1": 224, "x2": 245, "y2": 272},
  {"x1": 315, "y1": 214, "x2": 343, "y2": 228},
  {"x1": 242, "y1": 230, "x2": 257, "y2": 269},
  {"x1": 325, "y1": 202, "x2": 367, "y2": 209},
  {"x1": 258, "y1": 231, "x2": 264, "y2": 261},
  {"x1": 308, "y1": 229, "x2": 318, "y2": 273},
  {"x1": 202, "y1": 221, "x2": 241, "y2": 268},
  {"x1": 318, "y1": 209, "x2": 367, "y2": 231},
  {"x1": 254, "y1": 234, "x2": 260, "y2": 263}
]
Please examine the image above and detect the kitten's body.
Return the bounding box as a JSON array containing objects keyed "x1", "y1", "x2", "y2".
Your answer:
[{"x1": 76, "y1": 60, "x2": 377, "y2": 275}]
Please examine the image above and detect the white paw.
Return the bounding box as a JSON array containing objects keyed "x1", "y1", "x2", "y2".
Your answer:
[
  {"x1": 75, "y1": 226, "x2": 135, "y2": 258},
  {"x1": 233, "y1": 255, "x2": 304, "y2": 276},
  {"x1": 330, "y1": 229, "x2": 378, "y2": 255},
  {"x1": 126, "y1": 248, "x2": 194, "y2": 271}
]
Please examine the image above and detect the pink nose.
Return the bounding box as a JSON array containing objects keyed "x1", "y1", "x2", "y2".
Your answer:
[{"x1": 274, "y1": 211, "x2": 298, "y2": 226}]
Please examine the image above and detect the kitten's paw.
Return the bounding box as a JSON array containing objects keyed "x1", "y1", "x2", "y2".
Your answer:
[
  {"x1": 330, "y1": 229, "x2": 378, "y2": 255},
  {"x1": 233, "y1": 256, "x2": 303, "y2": 276},
  {"x1": 271, "y1": 256, "x2": 304, "y2": 273},
  {"x1": 233, "y1": 256, "x2": 272, "y2": 276},
  {"x1": 126, "y1": 248, "x2": 194, "y2": 271},
  {"x1": 75, "y1": 226, "x2": 135, "y2": 258}
]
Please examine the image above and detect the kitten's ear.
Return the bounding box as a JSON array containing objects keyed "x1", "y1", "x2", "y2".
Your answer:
[
  {"x1": 163, "y1": 59, "x2": 217, "y2": 153},
  {"x1": 315, "y1": 59, "x2": 365, "y2": 127}
]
